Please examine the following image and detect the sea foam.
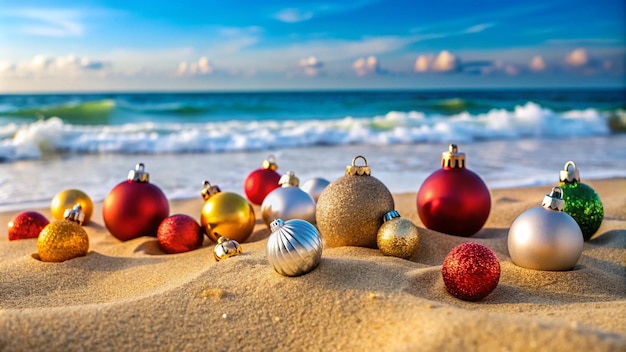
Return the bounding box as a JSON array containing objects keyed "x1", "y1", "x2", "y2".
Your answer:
[{"x1": 0, "y1": 102, "x2": 611, "y2": 162}]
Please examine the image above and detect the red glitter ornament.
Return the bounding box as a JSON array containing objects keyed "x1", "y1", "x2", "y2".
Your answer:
[
  {"x1": 103, "y1": 163, "x2": 169, "y2": 241},
  {"x1": 157, "y1": 214, "x2": 204, "y2": 254},
  {"x1": 442, "y1": 242, "x2": 500, "y2": 301},
  {"x1": 417, "y1": 144, "x2": 491, "y2": 237},
  {"x1": 244, "y1": 155, "x2": 281, "y2": 205},
  {"x1": 7, "y1": 211, "x2": 49, "y2": 241}
]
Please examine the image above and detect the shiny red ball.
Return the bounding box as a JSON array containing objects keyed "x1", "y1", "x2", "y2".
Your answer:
[
  {"x1": 442, "y1": 242, "x2": 500, "y2": 301},
  {"x1": 417, "y1": 168, "x2": 490, "y2": 237},
  {"x1": 103, "y1": 181, "x2": 169, "y2": 241},
  {"x1": 157, "y1": 214, "x2": 204, "y2": 254},
  {"x1": 7, "y1": 211, "x2": 49, "y2": 241},
  {"x1": 244, "y1": 168, "x2": 281, "y2": 205}
]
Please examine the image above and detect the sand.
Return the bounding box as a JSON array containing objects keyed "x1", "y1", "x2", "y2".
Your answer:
[{"x1": 0, "y1": 178, "x2": 624, "y2": 351}]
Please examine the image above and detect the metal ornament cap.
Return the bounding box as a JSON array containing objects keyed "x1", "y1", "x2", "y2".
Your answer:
[
  {"x1": 63, "y1": 204, "x2": 85, "y2": 226},
  {"x1": 559, "y1": 161, "x2": 581, "y2": 184},
  {"x1": 345, "y1": 156, "x2": 371, "y2": 176},
  {"x1": 266, "y1": 218, "x2": 323, "y2": 277},
  {"x1": 279, "y1": 171, "x2": 299, "y2": 187},
  {"x1": 441, "y1": 144, "x2": 466, "y2": 169},
  {"x1": 542, "y1": 187, "x2": 565, "y2": 211},
  {"x1": 377, "y1": 210, "x2": 420, "y2": 259},
  {"x1": 214, "y1": 236, "x2": 242, "y2": 261},
  {"x1": 262, "y1": 155, "x2": 278, "y2": 171},
  {"x1": 201, "y1": 180, "x2": 222, "y2": 200},
  {"x1": 128, "y1": 163, "x2": 150, "y2": 183}
]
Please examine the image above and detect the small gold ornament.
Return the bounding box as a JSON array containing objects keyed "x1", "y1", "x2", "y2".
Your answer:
[
  {"x1": 37, "y1": 204, "x2": 89, "y2": 262},
  {"x1": 213, "y1": 236, "x2": 243, "y2": 261},
  {"x1": 377, "y1": 210, "x2": 420, "y2": 259},
  {"x1": 316, "y1": 156, "x2": 394, "y2": 248},
  {"x1": 200, "y1": 181, "x2": 256, "y2": 243},
  {"x1": 50, "y1": 189, "x2": 94, "y2": 225}
]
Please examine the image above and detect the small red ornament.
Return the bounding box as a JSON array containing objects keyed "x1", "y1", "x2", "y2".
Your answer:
[
  {"x1": 244, "y1": 155, "x2": 281, "y2": 205},
  {"x1": 417, "y1": 144, "x2": 491, "y2": 237},
  {"x1": 7, "y1": 211, "x2": 49, "y2": 241},
  {"x1": 442, "y1": 242, "x2": 500, "y2": 301},
  {"x1": 103, "y1": 163, "x2": 170, "y2": 241},
  {"x1": 157, "y1": 214, "x2": 204, "y2": 254}
]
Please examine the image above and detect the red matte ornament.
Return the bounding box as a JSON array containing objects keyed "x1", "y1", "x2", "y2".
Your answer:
[
  {"x1": 103, "y1": 163, "x2": 169, "y2": 241},
  {"x1": 417, "y1": 144, "x2": 491, "y2": 237},
  {"x1": 157, "y1": 214, "x2": 204, "y2": 254},
  {"x1": 244, "y1": 155, "x2": 281, "y2": 205},
  {"x1": 442, "y1": 242, "x2": 500, "y2": 301},
  {"x1": 8, "y1": 211, "x2": 49, "y2": 241}
]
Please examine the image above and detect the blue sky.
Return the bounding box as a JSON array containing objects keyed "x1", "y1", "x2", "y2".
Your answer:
[{"x1": 0, "y1": 0, "x2": 624, "y2": 92}]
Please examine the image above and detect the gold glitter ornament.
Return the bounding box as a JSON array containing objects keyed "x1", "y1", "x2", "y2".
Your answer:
[
  {"x1": 377, "y1": 210, "x2": 420, "y2": 259},
  {"x1": 50, "y1": 189, "x2": 94, "y2": 225},
  {"x1": 37, "y1": 204, "x2": 89, "y2": 262},
  {"x1": 316, "y1": 156, "x2": 394, "y2": 248}
]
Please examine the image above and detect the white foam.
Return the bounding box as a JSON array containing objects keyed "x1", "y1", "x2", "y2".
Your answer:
[{"x1": 0, "y1": 102, "x2": 612, "y2": 161}]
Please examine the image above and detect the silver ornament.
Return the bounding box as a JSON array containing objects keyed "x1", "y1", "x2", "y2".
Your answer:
[
  {"x1": 214, "y1": 236, "x2": 243, "y2": 261},
  {"x1": 508, "y1": 186, "x2": 583, "y2": 271},
  {"x1": 266, "y1": 218, "x2": 323, "y2": 277},
  {"x1": 301, "y1": 177, "x2": 330, "y2": 202},
  {"x1": 261, "y1": 171, "x2": 317, "y2": 227}
]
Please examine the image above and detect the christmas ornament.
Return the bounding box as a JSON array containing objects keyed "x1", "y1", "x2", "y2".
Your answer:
[
  {"x1": 244, "y1": 155, "x2": 282, "y2": 205},
  {"x1": 50, "y1": 189, "x2": 94, "y2": 225},
  {"x1": 316, "y1": 156, "x2": 394, "y2": 248},
  {"x1": 417, "y1": 144, "x2": 491, "y2": 237},
  {"x1": 508, "y1": 186, "x2": 583, "y2": 271},
  {"x1": 37, "y1": 204, "x2": 89, "y2": 262},
  {"x1": 102, "y1": 163, "x2": 170, "y2": 241},
  {"x1": 200, "y1": 181, "x2": 256, "y2": 243},
  {"x1": 261, "y1": 171, "x2": 317, "y2": 228},
  {"x1": 376, "y1": 210, "x2": 420, "y2": 259},
  {"x1": 301, "y1": 177, "x2": 330, "y2": 202},
  {"x1": 558, "y1": 161, "x2": 604, "y2": 240},
  {"x1": 8, "y1": 211, "x2": 49, "y2": 241},
  {"x1": 213, "y1": 236, "x2": 242, "y2": 261},
  {"x1": 157, "y1": 214, "x2": 204, "y2": 254},
  {"x1": 266, "y1": 218, "x2": 323, "y2": 277},
  {"x1": 442, "y1": 242, "x2": 500, "y2": 301}
]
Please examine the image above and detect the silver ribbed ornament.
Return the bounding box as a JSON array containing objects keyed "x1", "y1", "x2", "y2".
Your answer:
[
  {"x1": 266, "y1": 218, "x2": 323, "y2": 277},
  {"x1": 507, "y1": 186, "x2": 583, "y2": 271}
]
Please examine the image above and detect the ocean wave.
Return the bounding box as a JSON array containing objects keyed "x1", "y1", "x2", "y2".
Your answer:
[
  {"x1": 4, "y1": 99, "x2": 115, "y2": 124},
  {"x1": 0, "y1": 102, "x2": 614, "y2": 162}
]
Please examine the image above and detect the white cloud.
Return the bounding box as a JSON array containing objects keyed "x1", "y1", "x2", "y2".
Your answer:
[
  {"x1": 464, "y1": 23, "x2": 494, "y2": 34},
  {"x1": 7, "y1": 8, "x2": 83, "y2": 37},
  {"x1": 432, "y1": 51, "x2": 460, "y2": 72},
  {"x1": 529, "y1": 56, "x2": 547, "y2": 71},
  {"x1": 274, "y1": 8, "x2": 314, "y2": 23},
  {"x1": 298, "y1": 56, "x2": 324, "y2": 76},
  {"x1": 0, "y1": 54, "x2": 109, "y2": 77},
  {"x1": 414, "y1": 55, "x2": 433, "y2": 72},
  {"x1": 177, "y1": 57, "x2": 214, "y2": 76},
  {"x1": 505, "y1": 65, "x2": 521, "y2": 75},
  {"x1": 565, "y1": 48, "x2": 589, "y2": 67},
  {"x1": 353, "y1": 56, "x2": 383, "y2": 76}
]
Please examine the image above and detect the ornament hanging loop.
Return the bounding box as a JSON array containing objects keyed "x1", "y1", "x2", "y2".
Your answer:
[
  {"x1": 559, "y1": 161, "x2": 580, "y2": 183},
  {"x1": 201, "y1": 180, "x2": 222, "y2": 200},
  {"x1": 346, "y1": 155, "x2": 371, "y2": 176},
  {"x1": 542, "y1": 186, "x2": 565, "y2": 211},
  {"x1": 279, "y1": 171, "x2": 299, "y2": 187},
  {"x1": 128, "y1": 163, "x2": 150, "y2": 183}
]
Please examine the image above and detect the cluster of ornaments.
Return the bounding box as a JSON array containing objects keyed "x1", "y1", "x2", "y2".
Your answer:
[{"x1": 5, "y1": 148, "x2": 606, "y2": 302}]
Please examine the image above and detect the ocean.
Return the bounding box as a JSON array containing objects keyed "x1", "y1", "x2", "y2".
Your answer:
[{"x1": 0, "y1": 89, "x2": 625, "y2": 211}]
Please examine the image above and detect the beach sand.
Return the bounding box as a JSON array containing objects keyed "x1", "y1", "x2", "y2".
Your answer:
[{"x1": 0, "y1": 178, "x2": 624, "y2": 351}]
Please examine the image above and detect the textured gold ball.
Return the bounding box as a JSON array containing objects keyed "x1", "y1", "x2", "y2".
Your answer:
[
  {"x1": 316, "y1": 175, "x2": 394, "y2": 248},
  {"x1": 201, "y1": 192, "x2": 256, "y2": 243},
  {"x1": 37, "y1": 220, "x2": 89, "y2": 262},
  {"x1": 377, "y1": 217, "x2": 420, "y2": 259},
  {"x1": 51, "y1": 189, "x2": 94, "y2": 225}
]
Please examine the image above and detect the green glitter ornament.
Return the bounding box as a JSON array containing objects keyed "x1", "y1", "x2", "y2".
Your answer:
[{"x1": 558, "y1": 161, "x2": 604, "y2": 240}]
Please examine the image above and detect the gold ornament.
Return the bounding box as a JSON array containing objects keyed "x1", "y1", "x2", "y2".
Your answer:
[
  {"x1": 200, "y1": 181, "x2": 256, "y2": 243},
  {"x1": 214, "y1": 236, "x2": 243, "y2": 261},
  {"x1": 50, "y1": 189, "x2": 94, "y2": 225},
  {"x1": 37, "y1": 204, "x2": 89, "y2": 262},
  {"x1": 316, "y1": 156, "x2": 394, "y2": 248},
  {"x1": 377, "y1": 210, "x2": 420, "y2": 259}
]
